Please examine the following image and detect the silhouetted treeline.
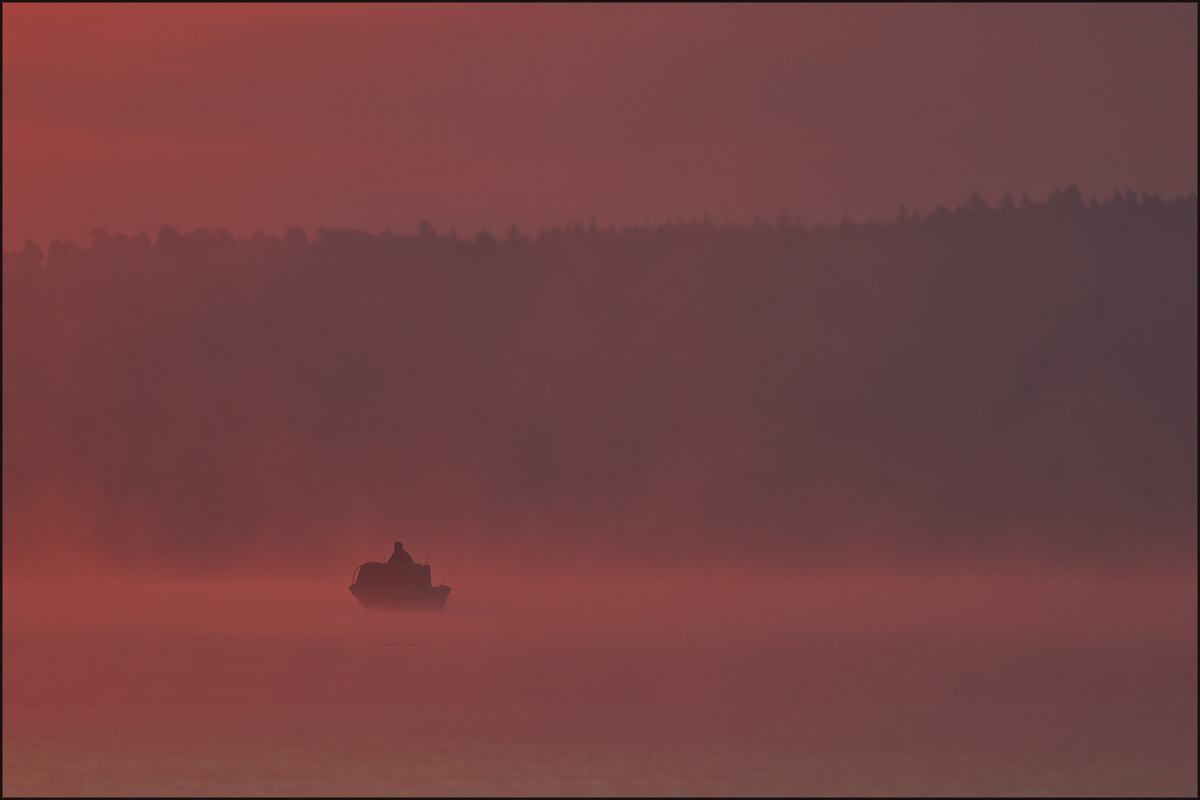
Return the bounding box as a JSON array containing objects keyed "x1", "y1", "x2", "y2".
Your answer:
[{"x1": 4, "y1": 188, "x2": 1197, "y2": 567}]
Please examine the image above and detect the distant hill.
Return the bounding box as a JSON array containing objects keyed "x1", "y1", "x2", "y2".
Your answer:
[{"x1": 4, "y1": 189, "x2": 1196, "y2": 568}]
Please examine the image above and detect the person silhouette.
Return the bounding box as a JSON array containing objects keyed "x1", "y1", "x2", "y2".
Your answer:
[{"x1": 388, "y1": 541, "x2": 415, "y2": 566}]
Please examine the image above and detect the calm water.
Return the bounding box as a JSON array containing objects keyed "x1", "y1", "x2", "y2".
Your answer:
[{"x1": 4, "y1": 570, "x2": 1196, "y2": 795}]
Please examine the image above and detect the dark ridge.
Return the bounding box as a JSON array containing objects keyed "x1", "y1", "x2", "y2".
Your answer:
[{"x1": 4, "y1": 188, "x2": 1196, "y2": 568}]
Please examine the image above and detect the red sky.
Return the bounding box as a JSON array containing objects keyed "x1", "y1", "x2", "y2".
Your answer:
[
  {"x1": 3, "y1": 10, "x2": 1197, "y2": 791},
  {"x1": 4, "y1": 3, "x2": 1196, "y2": 252}
]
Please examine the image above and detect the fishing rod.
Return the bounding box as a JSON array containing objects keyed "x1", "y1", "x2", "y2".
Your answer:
[
  {"x1": 424, "y1": 530, "x2": 442, "y2": 567},
  {"x1": 436, "y1": 549, "x2": 466, "y2": 587}
]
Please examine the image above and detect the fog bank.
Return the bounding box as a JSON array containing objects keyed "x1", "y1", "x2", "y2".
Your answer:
[{"x1": 4, "y1": 190, "x2": 1196, "y2": 571}]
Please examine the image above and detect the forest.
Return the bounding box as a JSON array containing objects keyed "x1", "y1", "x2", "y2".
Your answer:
[{"x1": 4, "y1": 188, "x2": 1196, "y2": 568}]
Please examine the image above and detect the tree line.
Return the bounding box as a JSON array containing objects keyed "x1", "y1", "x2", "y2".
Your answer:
[{"x1": 4, "y1": 188, "x2": 1196, "y2": 568}]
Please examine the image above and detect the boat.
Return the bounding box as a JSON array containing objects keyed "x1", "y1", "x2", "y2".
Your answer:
[{"x1": 349, "y1": 556, "x2": 451, "y2": 610}]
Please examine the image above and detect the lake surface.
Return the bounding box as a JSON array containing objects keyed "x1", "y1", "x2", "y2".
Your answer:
[{"x1": 4, "y1": 569, "x2": 1196, "y2": 795}]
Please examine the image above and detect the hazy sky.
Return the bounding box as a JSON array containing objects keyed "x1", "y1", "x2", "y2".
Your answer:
[
  {"x1": 4, "y1": 3, "x2": 1196, "y2": 251},
  {"x1": 3, "y1": 10, "x2": 1196, "y2": 793}
]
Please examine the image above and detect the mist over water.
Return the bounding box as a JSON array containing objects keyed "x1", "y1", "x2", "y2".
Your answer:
[
  {"x1": 4, "y1": 191, "x2": 1197, "y2": 572},
  {"x1": 4, "y1": 194, "x2": 1197, "y2": 794},
  {"x1": 4, "y1": 562, "x2": 1197, "y2": 795},
  {"x1": 5, "y1": 2, "x2": 1197, "y2": 792}
]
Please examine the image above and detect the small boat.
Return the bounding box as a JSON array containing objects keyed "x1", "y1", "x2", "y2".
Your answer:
[{"x1": 349, "y1": 557, "x2": 451, "y2": 610}]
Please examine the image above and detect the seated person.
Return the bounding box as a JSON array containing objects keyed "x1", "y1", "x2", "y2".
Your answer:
[
  {"x1": 383, "y1": 541, "x2": 433, "y2": 589},
  {"x1": 388, "y1": 541, "x2": 415, "y2": 567}
]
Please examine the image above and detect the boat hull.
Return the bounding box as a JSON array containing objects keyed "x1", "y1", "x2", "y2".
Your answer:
[{"x1": 350, "y1": 582, "x2": 450, "y2": 610}]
